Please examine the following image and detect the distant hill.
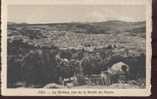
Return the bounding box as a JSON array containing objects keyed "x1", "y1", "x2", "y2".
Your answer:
[{"x1": 8, "y1": 20, "x2": 146, "y2": 34}]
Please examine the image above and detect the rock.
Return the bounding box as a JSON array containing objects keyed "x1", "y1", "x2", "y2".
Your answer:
[
  {"x1": 43, "y1": 83, "x2": 64, "y2": 88},
  {"x1": 66, "y1": 83, "x2": 74, "y2": 88}
]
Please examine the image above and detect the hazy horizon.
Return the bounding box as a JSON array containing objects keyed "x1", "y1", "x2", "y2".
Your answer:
[
  {"x1": 8, "y1": 5, "x2": 146, "y2": 24},
  {"x1": 8, "y1": 20, "x2": 146, "y2": 25}
]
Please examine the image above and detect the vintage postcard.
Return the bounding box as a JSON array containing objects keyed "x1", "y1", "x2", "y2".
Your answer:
[{"x1": 1, "y1": 0, "x2": 152, "y2": 96}]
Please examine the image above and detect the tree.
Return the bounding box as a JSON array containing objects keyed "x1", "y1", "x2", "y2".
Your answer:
[{"x1": 81, "y1": 52, "x2": 104, "y2": 75}]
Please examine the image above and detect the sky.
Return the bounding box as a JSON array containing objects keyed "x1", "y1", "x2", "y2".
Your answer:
[{"x1": 8, "y1": 5, "x2": 146, "y2": 24}]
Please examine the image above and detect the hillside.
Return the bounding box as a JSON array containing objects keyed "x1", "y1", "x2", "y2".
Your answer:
[
  {"x1": 7, "y1": 20, "x2": 146, "y2": 88},
  {"x1": 8, "y1": 20, "x2": 145, "y2": 34},
  {"x1": 8, "y1": 20, "x2": 146, "y2": 54}
]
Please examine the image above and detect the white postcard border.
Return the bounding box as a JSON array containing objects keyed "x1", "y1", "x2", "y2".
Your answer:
[{"x1": 1, "y1": 0, "x2": 152, "y2": 96}]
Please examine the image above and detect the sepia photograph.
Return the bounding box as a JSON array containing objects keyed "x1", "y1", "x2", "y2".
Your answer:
[{"x1": 1, "y1": 0, "x2": 152, "y2": 96}]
